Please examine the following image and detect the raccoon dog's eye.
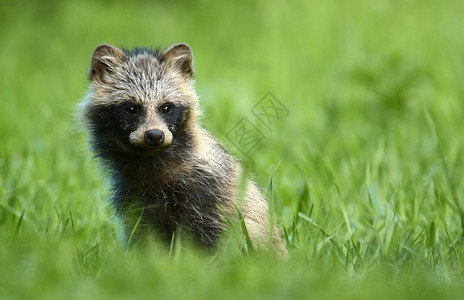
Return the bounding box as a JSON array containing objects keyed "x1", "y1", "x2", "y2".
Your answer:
[
  {"x1": 122, "y1": 104, "x2": 140, "y2": 115},
  {"x1": 161, "y1": 103, "x2": 173, "y2": 114}
]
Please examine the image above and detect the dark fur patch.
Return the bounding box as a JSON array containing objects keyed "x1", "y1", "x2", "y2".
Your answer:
[
  {"x1": 115, "y1": 166, "x2": 228, "y2": 249},
  {"x1": 84, "y1": 103, "x2": 145, "y2": 158},
  {"x1": 161, "y1": 105, "x2": 188, "y2": 131},
  {"x1": 121, "y1": 47, "x2": 162, "y2": 59}
]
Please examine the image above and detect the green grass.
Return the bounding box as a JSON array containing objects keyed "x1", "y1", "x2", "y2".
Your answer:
[{"x1": 2, "y1": 0, "x2": 464, "y2": 298}]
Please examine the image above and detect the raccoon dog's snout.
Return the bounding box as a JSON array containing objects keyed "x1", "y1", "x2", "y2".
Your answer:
[{"x1": 144, "y1": 129, "x2": 165, "y2": 148}]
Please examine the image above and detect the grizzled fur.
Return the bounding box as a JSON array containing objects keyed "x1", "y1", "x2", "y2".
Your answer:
[{"x1": 79, "y1": 43, "x2": 287, "y2": 256}]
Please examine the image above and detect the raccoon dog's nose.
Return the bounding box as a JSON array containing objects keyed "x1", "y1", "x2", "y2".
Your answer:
[{"x1": 144, "y1": 129, "x2": 165, "y2": 147}]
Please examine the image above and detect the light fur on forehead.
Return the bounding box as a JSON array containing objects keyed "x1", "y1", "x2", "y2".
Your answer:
[{"x1": 85, "y1": 43, "x2": 199, "y2": 110}]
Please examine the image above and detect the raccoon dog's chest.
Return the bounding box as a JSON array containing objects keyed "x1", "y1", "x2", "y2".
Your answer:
[{"x1": 115, "y1": 167, "x2": 227, "y2": 248}]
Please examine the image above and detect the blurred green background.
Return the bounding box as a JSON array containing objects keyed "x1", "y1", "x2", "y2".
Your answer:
[{"x1": 1, "y1": 0, "x2": 464, "y2": 299}]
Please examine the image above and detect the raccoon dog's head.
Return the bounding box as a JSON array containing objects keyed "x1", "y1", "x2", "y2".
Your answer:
[{"x1": 81, "y1": 43, "x2": 200, "y2": 158}]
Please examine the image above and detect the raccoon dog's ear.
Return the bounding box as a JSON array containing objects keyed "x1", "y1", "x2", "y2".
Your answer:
[
  {"x1": 161, "y1": 43, "x2": 194, "y2": 78},
  {"x1": 89, "y1": 44, "x2": 126, "y2": 82}
]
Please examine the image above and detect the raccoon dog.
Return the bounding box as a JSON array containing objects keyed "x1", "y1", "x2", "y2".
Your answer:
[{"x1": 79, "y1": 43, "x2": 287, "y2": 257}]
